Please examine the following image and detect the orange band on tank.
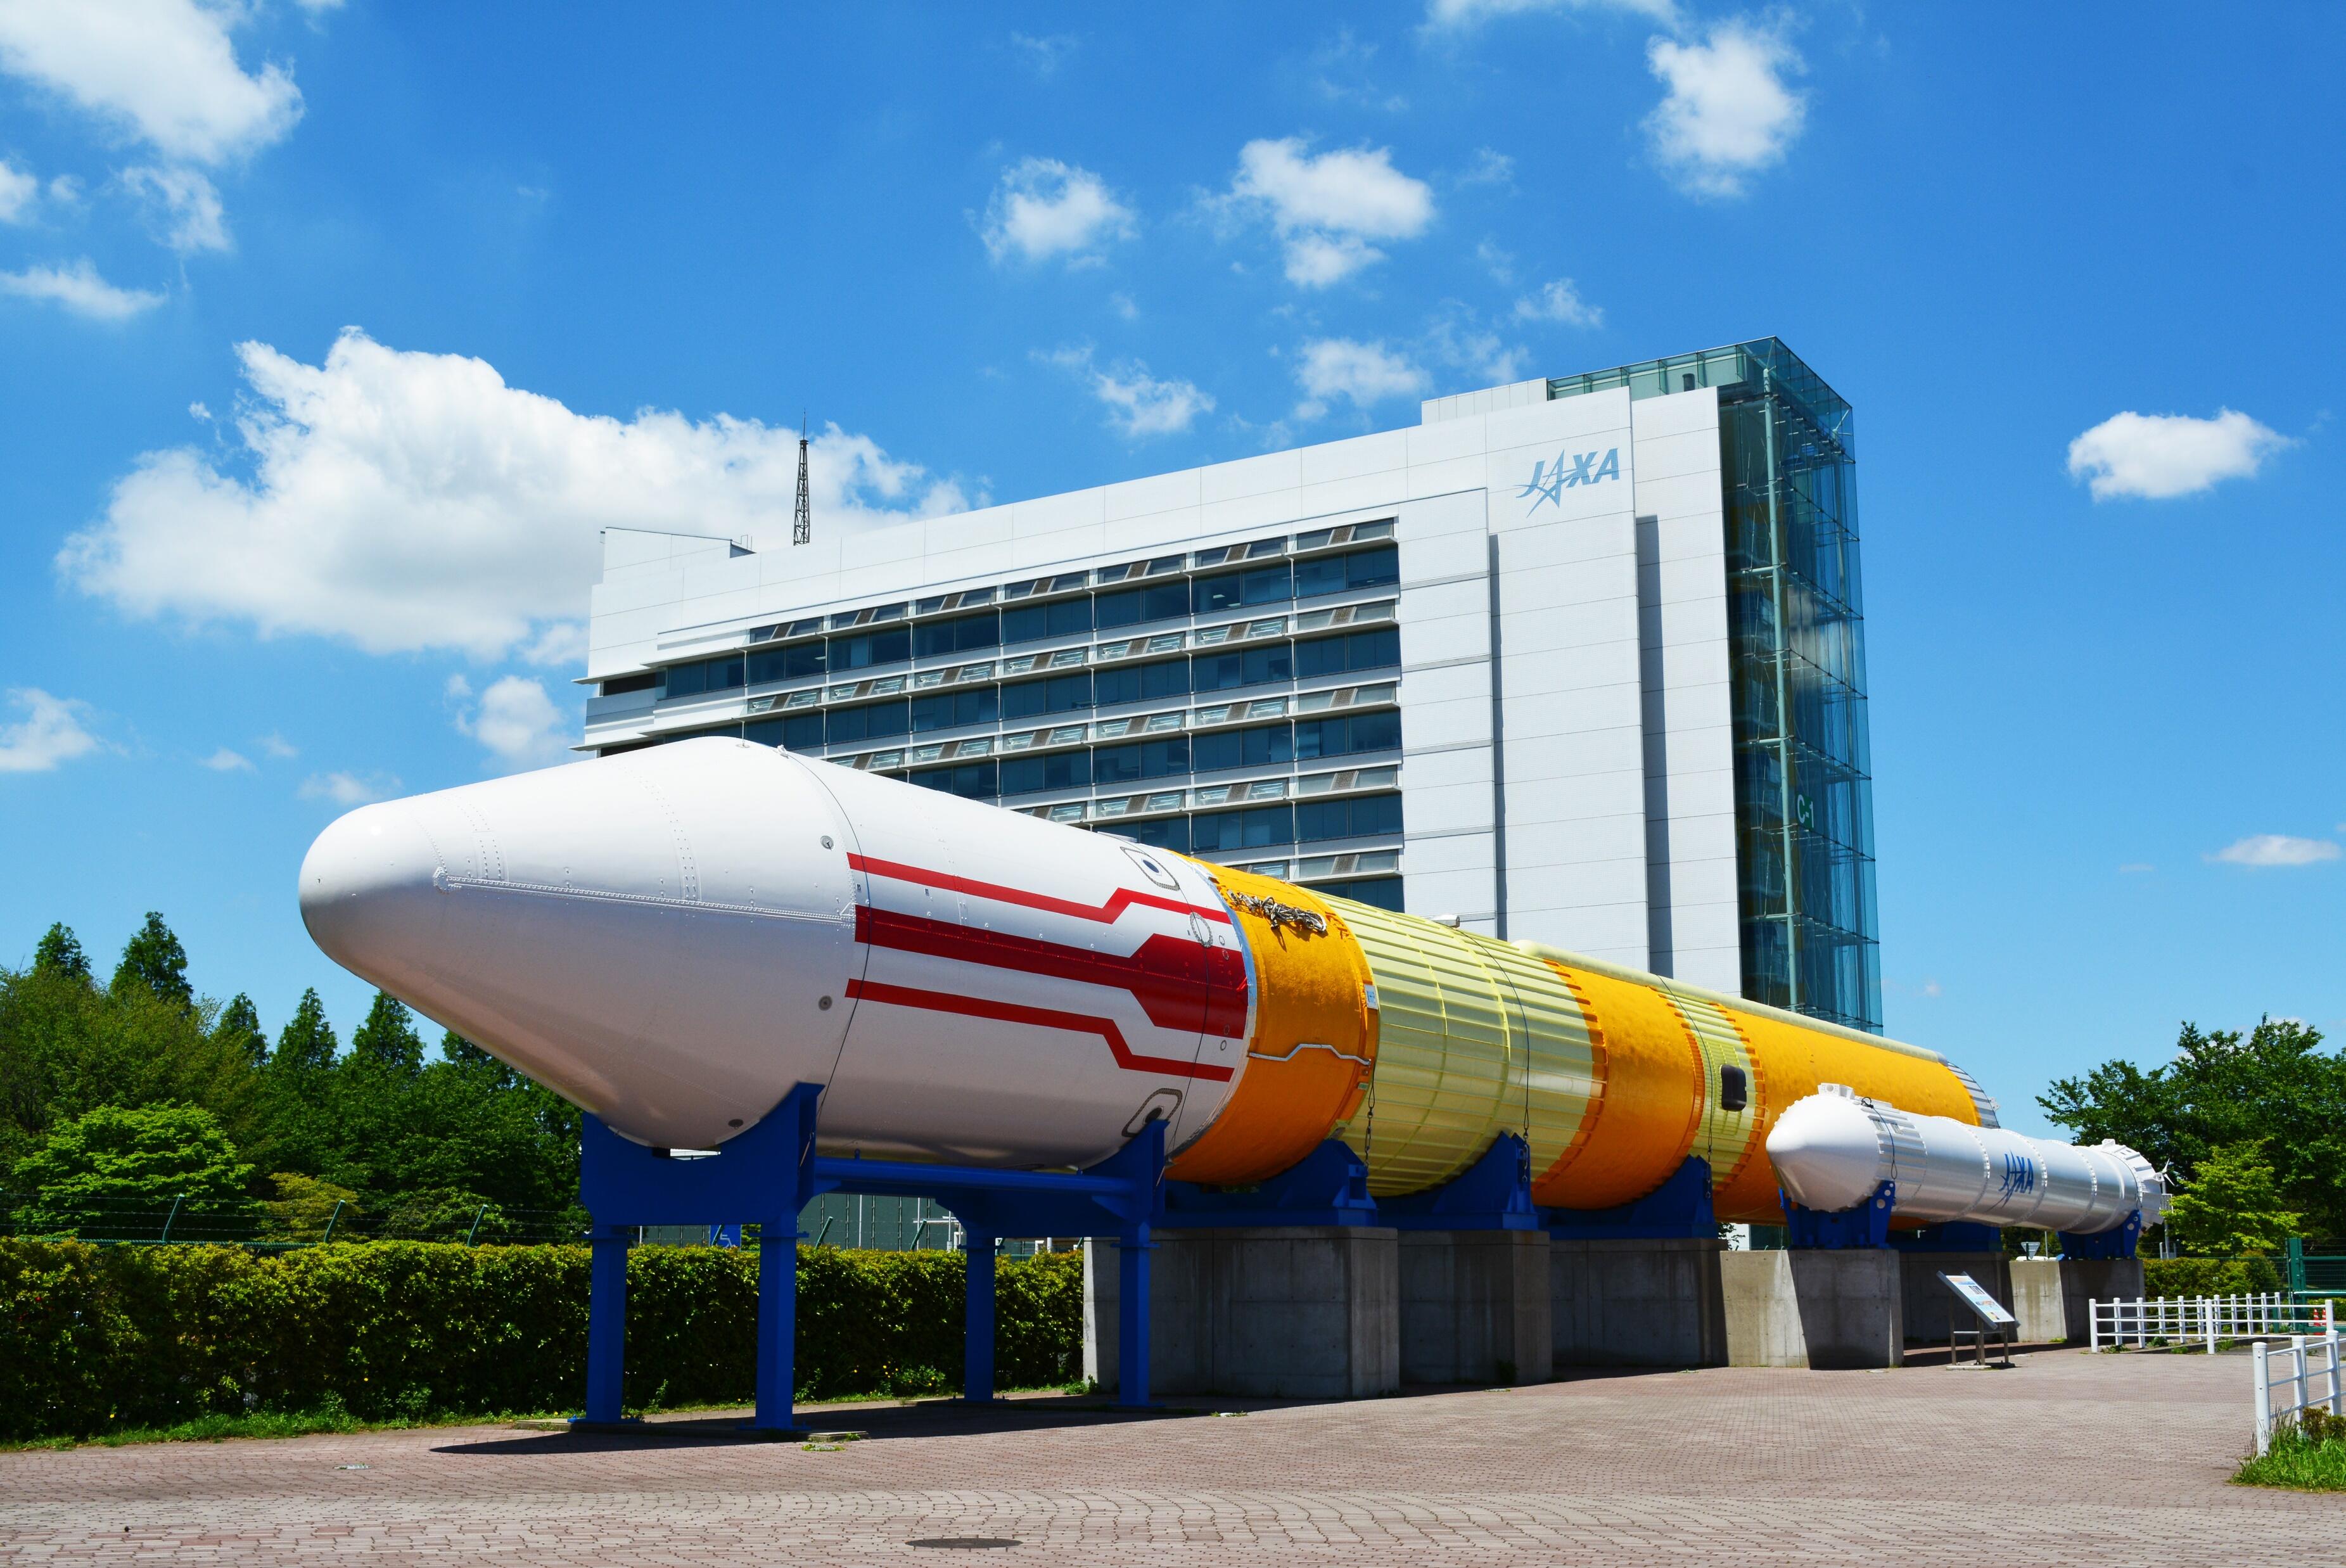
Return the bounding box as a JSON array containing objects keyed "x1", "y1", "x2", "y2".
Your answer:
[
  {"x1": 1530, "y1": 962, "x2": 1705, "y2": 1209},
  {"x1": 1163, "y1": 864, "x2": 1377, "y2": 1185},
  {"x1": 1712, "y1": 1005, "x2": 1982, "y2": 1223}
]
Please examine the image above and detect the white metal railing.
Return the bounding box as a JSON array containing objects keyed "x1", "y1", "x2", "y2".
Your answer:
[
  {"x1": 2089, "y1": 1292, "x2": 2335, "y2": 1353},
  {"x1": 2254, "y1": 1331, "x2": 2344, "y2": 1455}
]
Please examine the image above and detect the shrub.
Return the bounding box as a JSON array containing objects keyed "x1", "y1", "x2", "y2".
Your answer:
[
  {"x1": 2235, "y1": 1408, "x2": 2346, "y2": 1492},
  {"x1": 0, "y1": 1238, "x2": 1082, "y2": 1441},
  {"x1": 2139, "y1": 1255, "x2": 2284, "y2": 1296}
]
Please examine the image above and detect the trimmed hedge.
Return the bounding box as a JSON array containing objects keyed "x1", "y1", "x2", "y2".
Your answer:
[
  {"x1": 2139, "y1": 1255, "x2": 2285, "y2": 1297},
  {"x1": 0, "y1": 1239, "x2": 1082, "y2": 1441}
]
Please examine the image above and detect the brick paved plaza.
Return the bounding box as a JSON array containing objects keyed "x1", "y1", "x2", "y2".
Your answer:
[{"x1": 3, "y1": 1346, "x2": 2335, "y2": 1565}]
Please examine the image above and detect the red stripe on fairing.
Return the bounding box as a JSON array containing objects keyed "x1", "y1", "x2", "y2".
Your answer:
[
  {"x1": 844, "y1": 978, "x2": 1236, "y2": 1083},
  {"x1": 855, "y1": 905, "x2": 1249, "y2": 1040},
  {"x1": 848, "y1": 853, "x2": 1232, "y2": 926}
]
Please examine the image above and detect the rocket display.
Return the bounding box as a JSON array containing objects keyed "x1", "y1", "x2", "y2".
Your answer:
[{"x1": 300, "y1": 737, "x2": 2162, "y2": 1232}]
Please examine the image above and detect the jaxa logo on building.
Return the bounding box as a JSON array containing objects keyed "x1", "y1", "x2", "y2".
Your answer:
[{"x1": 1519, "y1": 446, "x2": 1622, "y2": 513}]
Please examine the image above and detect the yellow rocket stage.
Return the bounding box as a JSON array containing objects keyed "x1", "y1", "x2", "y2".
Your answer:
[{"x1": 1168, "y1": 864, "x2": 1990, "y2": 1225}]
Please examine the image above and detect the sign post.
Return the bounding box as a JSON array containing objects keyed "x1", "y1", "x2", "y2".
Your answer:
[{"x1": 1939, "y1": 1272, "x2": 2016, "y2": 1368}]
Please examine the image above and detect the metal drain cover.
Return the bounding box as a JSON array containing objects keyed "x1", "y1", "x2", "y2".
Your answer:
[{"x1": 908, "y1": 1539, "x2": 1020, "y2": 1551}]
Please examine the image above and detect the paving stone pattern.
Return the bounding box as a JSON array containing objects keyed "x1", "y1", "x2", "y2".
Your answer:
[{"x1": 3, "y1": 1347, "x2": 2335, "y2": 1564}]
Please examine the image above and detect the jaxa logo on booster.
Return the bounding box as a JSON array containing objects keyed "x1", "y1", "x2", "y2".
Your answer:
[{"x1": 1519, "y1": 445, "x2": 1621, "y2": 512}]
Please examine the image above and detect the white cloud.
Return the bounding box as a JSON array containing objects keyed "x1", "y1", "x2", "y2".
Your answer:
[
  {"x1": 1424, "y1": 308, "x2": 1526, "y2": 385},
  {"x1": 1514, "y1": 277, "x2": 1603, "y2": 328},
  {"x1": 1222, "y1": 137, "x2": 1435, "y2": 288},
  {"x1": 1460, "y1": 148, "x2": 1515, "y2": 186},
  {"x1": 58, "y1": 329, "x2": 977, "y2": 663},
  {"x1": 2065, "y1": 409, "x2": 2291, "y2": 501},
  {"x1": 0, "y1": 258, "x2": 163, "y2": 319},
  {"x1": 1645, "y1": 18, "x2": 1806, "y2": 198},
  {"x1": 300, "y1": 770, "x2": 398, "y2": 807},
  {"x1": 2118, "y1": 862, "x2": 2155, "y2": 874},
  {"x1": 2209, "y1": 835, "x2": 2340, "y2": 868},
  {"x1": 1293, "y1": 338, "x2": 1429, "y2": 420},
  {"x1": 0, "y1": 157, "x2": 35, "y2": 221},
  {"x1": 517, "y1": 620, "x2": 589, "y2": 669},
  {"x1": 0, "y1": 688, "x2": 100, "y2": 773},
  {"x1": 1040, "y1": 345, "x2": 1214, "y2": 439},
  {"x1": 258, "y1": 731, "x2": 296, "y2": 759},
  {"x1": 122, "y1": 163, "x2": 229, "y2": 252},
  {"x1": 454, "y1": 675, "x2": 570, "y2": 769},
  {"x1": 1007, "y1": 32, "x2": 1076, "y2": 77},
  {"x1": 1476, "y1": 239, "x2": 1515, "y2": 284},
  {"x1": 0, "y1": 0, "x2": 304, "y2": 165},
  {"x1": 200, "y1": 746, "x2": 252, "y2": 771},
  {"x1": 981, "y1": 157, "x2": 1135, "y2": 265},
  {"x1": 1426, "y1": 0, "x2": 1680, "y2": 26}
]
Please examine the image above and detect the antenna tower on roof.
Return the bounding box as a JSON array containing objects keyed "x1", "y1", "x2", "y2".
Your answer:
[{"x1": 793, "y1": 413, "x2": 811, "y2": 547}]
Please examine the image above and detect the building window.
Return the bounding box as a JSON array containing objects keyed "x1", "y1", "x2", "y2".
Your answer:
[
  {"x1": 1190, "y1": 805, "x2": 1295, "y2": 855},
  {"x1": 599, "y1": 671, "x2": 660, "y2": 697},
  {"x1": 1094, "y1": 657, "x2": 1190, "y2": 706},
  {"x1": 1002, "y1": 597, "x2": 1092, "y2": 644},
  {"x1": 1192, "y1": 643, "x2": 1293, "y2": 694},
  {"x1": 914, "y1": 611, "x2": 1000, "y2": 659},
  {"x1": 1296, "y1": 627, "x2": 1400, "y2": 679},
  {"x1": 1191, "y1": 722, "x2": 1293, "y2": 773},
  {"x1": 828, "y1": 627, "x2": 912, "y2": 672},
  {"x1": 1309, "y1": 876, "x2": 1403, "y2": 911},
  {"x1": 1095, "y1": 581, "x2": 1189, "y2": 628},
  {"x1": 910, "y1": 688, "x2": 1000, "y2": 733},
  {"x1": 1297, "y1": 793, "x2": 1403, "y2": 843},
  {"x1": 1002, "y1": 673, "x2": 1093, "y2": 720},
  {"x1": 1294, "y1": 710, "x2": 1399, "y2": 760},
  {"x1": 1121, "y1": 815, "x2": 1189, "y2": 853},
  {"x1": 1000, "y1": 750, "x2": 1090, "y2": 797},
  {"x1": 1294, "y1": 544, "x2": 1398, "y2": 599},
  {"x1": 827, "y1": 699, "x2": 910, "y2": 745},
  {"x1": 745, "y1": 714, "x2": 825, "y2": 751},
  {"x1": 1093, "y1": 736, "x2": 1189, "y2": 786},
  {"x1": 748, "y1": 642, "x2": 826, "y2": 684},
  {"x1": 1192, "y1": 564, "x2": 1292, "y2": 615},
  {"x1": 911, "y1": 762, "x2": 997, "y2": 800},
  {"x1": 663, "y1": 655, "x2": 745, "y2": 699}
]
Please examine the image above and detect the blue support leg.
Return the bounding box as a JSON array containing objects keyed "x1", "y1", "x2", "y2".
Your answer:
[
  {"x1": 1118, "y1": 1224, "x2": 1154, "y2": 1409},
  {"x1": 962, "y1": 1228, "x2": 997, "y2": 1404},
  {"x1": 751, "y1": 1223, "x2": 798, "y2": 1432},
  {"x1": 583, "y1": 1225, "x2": 630, "y2": 1424}
]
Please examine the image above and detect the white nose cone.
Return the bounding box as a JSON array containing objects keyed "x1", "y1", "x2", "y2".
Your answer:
[
  {"x1": 1765, "y1": 1087, "x2": 1890, "y2": 1213},
  {"x1": 296, "y1": 741, "x2": 858, "y2": 1149}
]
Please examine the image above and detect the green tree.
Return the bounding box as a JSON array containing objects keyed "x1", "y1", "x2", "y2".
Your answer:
[
  {"x1": 211, "y1": 993, "x2": 268, "y2": 1068},
  {"x1": 31, "y1": 923, "x2": 91, "y2": 984},
  {"x1": 13, "y1": 1102, "x2": 255, "y2": 1234},
  {"x1": 350, "y1": 991, "x2": 423, "y2": 1074},
  {"x1": 439, "y1": 1029, "x2": 509, "y2": 1080},
  {"x1": 272, "y1": 988, "x2": 338, "y2": 1071},
  {"x1": 110, "y1": 912, "x2": 192, "y2": 1010},
  {"x1": 2164, "y1": 1140, "x2": 2302, "y2": 1256},
  {"x1": 2043, "y1": 1017, "x2": 2346, "y2": 1242},
  {"x1": 260, "y1": 1171, "x2": 360, "y2": 1240}
]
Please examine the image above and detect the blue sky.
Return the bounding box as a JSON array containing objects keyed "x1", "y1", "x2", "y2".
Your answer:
[{"x1": 2, "y1": 2, "x2": 2340, "y2": 1137}]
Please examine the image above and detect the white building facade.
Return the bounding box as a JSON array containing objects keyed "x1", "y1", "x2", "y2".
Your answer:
[{"x1": 583, "y1": 339, "x2": 1882, "y2": 1031}]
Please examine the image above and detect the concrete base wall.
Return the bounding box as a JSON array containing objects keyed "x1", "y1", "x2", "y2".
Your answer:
[
  {"x1": 1085, "y1": 1228, "x2": 1400, "y2": 1399},
  {"x1": 1723, "y1": 1249, "x2": 1904, "y2": 1368},
  {"x1": 2011, "y1": 1256, "x2": 2146, "y2": 1343},
  {"x1": 1899, "y1": 1252, "x2": 2011, "y2": 1344},
  {"x1": 1551, "y1": 1237, "x2": 1727, "y2": 1368},
  {"x1": 1399, "y1": 1230, "x2": 1552, "y2": 1386}
]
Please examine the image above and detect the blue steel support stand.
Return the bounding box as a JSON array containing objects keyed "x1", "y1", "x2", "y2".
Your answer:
[
  {"x1": 1543, "y1": 1156, "x2": 1716, "y2": 1239},
  {"x1": 1780, "y1": 1181, "x2": 1895, "y2": 1249},
  {"x1": 2058, "y1": 1209, "x2": 2142, "y2": 1261},
  {"x1": 962, "y1": 1228, "x2": 997, "y2": 1405},
  {"x1": 577, "y1": 1087, "x2": 1170, "y2": 1431}
]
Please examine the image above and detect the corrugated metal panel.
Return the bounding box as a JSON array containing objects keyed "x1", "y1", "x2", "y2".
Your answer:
[
  {"x1": 1661, "y1": 990, "x2": 1760, "y2": 1193},
  {"x1": 1329, "y1": 899, "x2": 1598, "y2": 1197}
]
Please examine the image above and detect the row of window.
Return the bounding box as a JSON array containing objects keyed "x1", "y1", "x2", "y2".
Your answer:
[
  {"x1": 1091, "y1": 794, "x2": 1405, "y2": 855},
  {"x1": 628, "y1": 546, "x2": 1400, "y2": 698}
]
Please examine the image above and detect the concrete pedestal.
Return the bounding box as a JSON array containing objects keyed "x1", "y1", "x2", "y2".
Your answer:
[
  {"x1": 1551, "y1": 1237, "x2": 1727, "y2": 1368},
  {"x1": 2011, "y1": 1256, "x2": 2146, "y2": 1343},
  {"x1": 1399, "y1": 1230, "x2": 1552, "y2": 1385},
  {"x1": 1723, "y1": 1249, "x2": 1904, "y2": 1368},
  {"x1": 1899, "y1": 1252, "x2": 2011, "y2": 1344},
  {"x1": 1085, "y1": 1228, "x2": 1399, "y2": 1399}
]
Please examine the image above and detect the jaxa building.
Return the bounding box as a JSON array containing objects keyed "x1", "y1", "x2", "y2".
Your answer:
[{"x1": 583, "y1": 338, "x2": 1882, "y2": 1032}]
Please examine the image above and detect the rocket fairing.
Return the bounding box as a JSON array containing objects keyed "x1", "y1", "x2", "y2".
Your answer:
[{"x1": 300, "y1": 738, "x2": 2155, "y2": 1232}]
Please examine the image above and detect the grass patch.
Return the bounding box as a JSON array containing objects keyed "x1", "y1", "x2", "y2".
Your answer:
[
  {"x1": 0, "y1": 1401, "x2": 564, "y2": 1452},
  {"x1": 2234, "y1": 1410, "x2": 2346, "y2": 1491}
]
